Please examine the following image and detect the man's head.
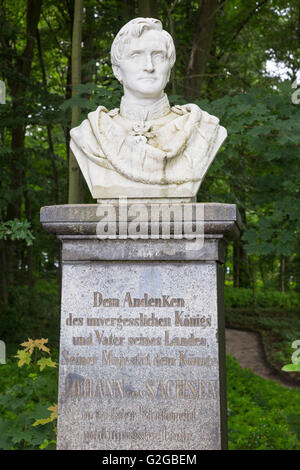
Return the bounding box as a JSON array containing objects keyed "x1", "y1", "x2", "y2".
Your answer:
[{"x1": 111, "y1": 18, "x2": 176, "y2": 101}]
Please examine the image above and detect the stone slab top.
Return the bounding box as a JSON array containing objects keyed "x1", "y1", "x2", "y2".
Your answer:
[{"x1": 40, "y1": 203, "x2": 242, "y2": 240}]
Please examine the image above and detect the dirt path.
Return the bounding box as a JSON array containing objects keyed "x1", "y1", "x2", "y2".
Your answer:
[{"x1": 225, "y1": 328, "x2": 298, "y2": 389}]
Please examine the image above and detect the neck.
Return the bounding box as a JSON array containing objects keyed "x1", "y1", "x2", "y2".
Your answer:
[
  {"x1": 120, "y1": 93, "x2": 170, "y2": 121},
  {"x1": 123, "y1": 90, "x2": 164, "y2": 106}
]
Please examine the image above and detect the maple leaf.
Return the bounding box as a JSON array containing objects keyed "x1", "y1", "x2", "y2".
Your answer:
[
  {"x1": 14, "y1": 349, "x2": 31, "y2": 367},
  {"x1": 32, "y1": 416, "x2": 52, "y2": 426},
  {"x1": 48, "y1": 404, "x2": 58, "y2": 419},
  {"x1": 34, "y1": 338, "x2": 50, "y2": 354},
  {"x1": 37, "y1": 357, "x2": 56, "y2": 371},
  {"x1": 20, "y1": 338, "x2": 36, "y2": 355},
  {"x1": 33, "y1": 404, "x2": 58, "y2": 427},
  {"x1": 20, "y1": 338, "x2": 50, "y2": 355}
]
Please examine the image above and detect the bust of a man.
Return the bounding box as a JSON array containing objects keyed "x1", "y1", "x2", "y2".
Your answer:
[{"x1": 70, "y1": 18, "x2": 227, "y2": 200}]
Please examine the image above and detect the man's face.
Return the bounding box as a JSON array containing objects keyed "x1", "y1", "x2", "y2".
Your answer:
[{"x1": 115, "y1": 29, "x2": 171, "y2": 100}]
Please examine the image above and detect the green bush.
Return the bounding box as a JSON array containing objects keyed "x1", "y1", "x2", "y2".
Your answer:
[
  {"x1": 225, "y1": 288, "x2": 300, "y2": 375},
  {"x1": 0, "y1": 339, "x2": 58, "y2": 450},
  {"x1": 0, "y1": 279, "x2": 60, "y2": 356},
  {"x1": 227, "y1": 355, "x2": 300, "y2": 450},
  {"x1": 224, "y1": 286, "x2": 300, "y2": 311}
]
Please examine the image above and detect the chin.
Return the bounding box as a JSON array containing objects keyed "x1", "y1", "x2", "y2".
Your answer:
[{"x1": 136, "y1": 86, "x2": 164, "y2": 98}]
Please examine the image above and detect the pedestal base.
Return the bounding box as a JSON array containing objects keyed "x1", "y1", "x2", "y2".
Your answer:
[{"x1": 40, "y1": 203, "x2": 241, "y2": 450}]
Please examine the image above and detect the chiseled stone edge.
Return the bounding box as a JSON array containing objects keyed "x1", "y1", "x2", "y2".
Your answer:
[
  {"x1": 59, "y1": 237, "x2": 225, "y2": 263},
  {"x1": 40, "y1": 203, "x2": 242, "y2": 241}
]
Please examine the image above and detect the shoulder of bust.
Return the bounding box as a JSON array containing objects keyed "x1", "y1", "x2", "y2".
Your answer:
[
  {"x1": 87, "y1": 105, "x2": 121, "y2": 125},
  {"x1": 198, "y1": 107, "x2": 220, "y2": 126},
  {"x1": 171, "y1": 103, "x2": 220, "y2": 125},
  {"x1": 87, "y1": 105, "x2": 109, "y2": 121},
  {"x1": 170, "y1": 103, "x2": 202, "y2": 126},
  {"x1": 70, "y1": 106, "x2": 109, "y2": 145}
]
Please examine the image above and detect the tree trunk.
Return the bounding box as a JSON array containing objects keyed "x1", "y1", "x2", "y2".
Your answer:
[
  {"x1": 279, "y1": 256, "x2": 286, "y2": 293},
  {"x1": 6, "y1": 0, "x2": 42, "y2": 219},
  {"x1": 233, "y1": 241, "x2": 240, "y2": 288},
  {"x1": 233, "y1": 238, "x2": 251, "y2": 288},
  {"x1": 233, "y1": 208, "x2": 251, "y2": 288},
  {"x1": 8, "y1": 123, "x2": 25, "y2": 220},
  {"x1": 162, "y1": 0, "x2": 176, "y2": 94},
  {"x1": 82, "y1": 4, "x2": 95, "y2": 86},
  {"x1": 24, "y1": 189, "x2": 34, "y2": 289},
  {"x1": 184, "y1": 0, "x2": 218, "y2": 98},
  {"x1": 36, "y1": 27, "x2": 59, "y2": 205},
  {"x1": 138, "y1": 0, "x2": 158, "y2": 18},
  {"x1": 1, "y1": 241, "x2": 9, "y2": 305},
  {"x1": 3, "y1": 0, "x2": 42, "y2": 299},
  {"x1": 65, "y1": 55, "x2": 72, "y2": 188},
  {"x1": 68, "y1": 0, "x2": 84, "y2": 204},
  {"x1": 119, "y1": 0, "x2": 135, "y2": 21}
]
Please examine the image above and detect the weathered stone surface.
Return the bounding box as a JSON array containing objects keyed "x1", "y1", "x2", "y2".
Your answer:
[
  {"x1": 40, "y1": 202, "x2": 242, "y2": 239},
  {"x1": 57, "y1": 261, "x2": 226, "y2": 450},
  {"x1": 40, "y1": 203, "x2": 240, "y2": 450},
  {"x1": 60, "y1": 238, "x2": 225, "y2": 263}
]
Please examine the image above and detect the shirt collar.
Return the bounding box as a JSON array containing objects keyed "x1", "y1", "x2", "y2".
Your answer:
[{"x1": 120, "y1": 94, "x2": 170, "y2": 121}]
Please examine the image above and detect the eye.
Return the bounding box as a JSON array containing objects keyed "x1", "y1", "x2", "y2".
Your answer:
[
  {"x1": 153, "y1": 52, "x2": 165, "y2": 59},
  {"x1": 130, "y1": 51, "x2": 141, "y2": 59}
]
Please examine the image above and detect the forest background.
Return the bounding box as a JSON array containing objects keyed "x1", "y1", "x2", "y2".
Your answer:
[{"x1": 1, "y1": 0, "x2": 300, "y2": 353}]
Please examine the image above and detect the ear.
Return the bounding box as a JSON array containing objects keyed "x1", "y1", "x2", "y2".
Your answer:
[
  {"x1": 164, "y1": 66, "x2": 171, "y2": 85},
  {"x1": 112, "y1": 65, "x2": 123, "y2": 84}
]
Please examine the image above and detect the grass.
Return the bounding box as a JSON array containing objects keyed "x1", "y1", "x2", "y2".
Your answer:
[
  {"x1": 227, "y1": 355, "x2": 300, "y2": 450},
  {"x1": 224, "y1": 287, "x2": 300, "y2": 385}
]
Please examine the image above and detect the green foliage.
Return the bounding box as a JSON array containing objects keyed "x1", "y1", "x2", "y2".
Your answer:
[
  {"x1": 282, "y1": 363, "x2": 300, "y2": 372},
  {"x1": 227, "y1": 355, "x2": 300, "y2": 450},
  {"x1": 225, "y1": 287, "x2": 300, "y2": 383},
  {"x1": 0, "y1": 339, "x2": 58, "y2": 450},
  {"x1": 224, "y1": 286, "x2": 300, "y2": 311},
  {"x1": 1, "y1": 279, "x2": 60, "y2": 355},
  {"x1": 198, "y1": 84, "x2": 300, "y2": 265},
  {"x1": 60, "y1": 81, "x2": 123, "y2": 114},
  {"x1": 0, "y1": 219, "x2": 34, "y2": 246},
  {"x1": 282, "y1": 343, "x2": 300, "y2": 372}
]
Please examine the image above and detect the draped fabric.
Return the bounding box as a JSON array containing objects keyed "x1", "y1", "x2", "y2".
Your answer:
[{"x1": 70, "y1": 97, "x2": 226, "y2": 187}]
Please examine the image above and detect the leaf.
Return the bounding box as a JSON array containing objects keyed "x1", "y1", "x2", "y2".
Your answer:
[
  {"x1": 282, "y1": 363, "x2": 300, "y2": 372},
  {"x1": 32, "y1": 417, "x2": 52, "y2": 426},
  {"x1": 34, "y1": 338, "x2": 51, "y2": 354},
  {"x1": 33, "y1": 404, "x2": 58, "y2": 427},
  {"x1": 0, "y1": 219, "x2": 35, "y2": 246},
  {"x1": 20, "y1": 339, "x2": 35, "y2": 355},
  {"x1": 36, "y1": 357, "x2": 56, "y2": 371},
  {"x1": 14, "y1": 350, "x2": 31, "y2": 367},
  {"x1": 20, "y1": 338, "x2": 50, "y2": 355},
  {"x1": 39, "y1": 439, "x2": 56, "y2": 450}
]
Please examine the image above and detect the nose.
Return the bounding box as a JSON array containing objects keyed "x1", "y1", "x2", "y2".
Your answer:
[{"x1": 144, "y1": 54, "x2": 154, "y2": 72}]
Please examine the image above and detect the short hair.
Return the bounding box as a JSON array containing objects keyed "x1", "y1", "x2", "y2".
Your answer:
[{"x1": 111, "y1": 17, "x2": 176, "y2": 69}]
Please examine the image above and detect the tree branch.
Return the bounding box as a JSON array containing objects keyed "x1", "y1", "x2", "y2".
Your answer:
[{"x1": 217, "y1": 0, "x2": 269, "y2": 60}]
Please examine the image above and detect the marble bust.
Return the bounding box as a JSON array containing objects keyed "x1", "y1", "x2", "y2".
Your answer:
[{"x1": 70, "y1": 18, "x2": 227, "y2": 200}]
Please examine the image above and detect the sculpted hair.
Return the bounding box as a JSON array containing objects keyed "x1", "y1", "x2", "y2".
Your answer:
[{"x1": 111, "y1": 17, "x2": 176, "y2": 68}]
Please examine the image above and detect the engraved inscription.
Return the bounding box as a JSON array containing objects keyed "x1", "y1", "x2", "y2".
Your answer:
[
  {"x1": 93, "y1": 291, "x2": 185, "y2": 308},
  {"x1": 61, "y1": 349, "x2": 98, "y2": 366},
  {"x1": 60, "y1": 283, "x2": 219, "y2": 449},
  {"x1": 65, "y1": 377, "x2": 217, "y2": 400}
]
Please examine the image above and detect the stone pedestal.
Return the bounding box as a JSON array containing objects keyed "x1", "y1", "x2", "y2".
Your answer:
[{"x1": 40, "y1": 202, "x2": 241, "y2": 450}]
